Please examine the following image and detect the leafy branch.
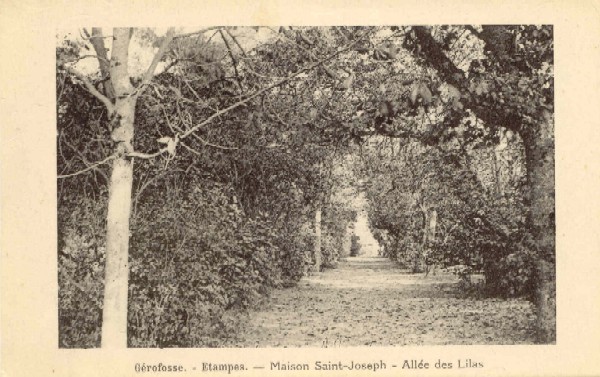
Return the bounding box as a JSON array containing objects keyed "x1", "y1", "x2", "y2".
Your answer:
[
  {"x1": 143, "y1": 29, "x2": 375, "y2": 157},
  {"x1": 59, "y1": 28, "x2": 373, "y2": 178}
]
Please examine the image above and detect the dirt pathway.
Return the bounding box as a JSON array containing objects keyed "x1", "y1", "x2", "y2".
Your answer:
[{"x1": 230, "y1": 256, "x2": 536, "y2": 347}]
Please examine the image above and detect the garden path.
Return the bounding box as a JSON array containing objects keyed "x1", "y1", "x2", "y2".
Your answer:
[{"x1": 230, "y1": 256, "x2": 536, "y2": 347}]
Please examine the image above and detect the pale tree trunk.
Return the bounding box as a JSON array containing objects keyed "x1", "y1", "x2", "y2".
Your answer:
[
  {"x1": 521, "y1": 110, "x2": 556, "y2": 344},
  {"x1": 416, "y1": 209, "x2": 428, "y2": 273},
  {"x1": 343, "y1": 225, "x2": 352, "y2": 257},
  {"x1": 102, "y1": 28, "x2": 135, "y2": 348},
  {"x1": 428, "y1": 209, "x2": 437, "y2": 275},
  {"x1": 428, "y1": 210, "x2": 437, "y2": 242},
  {"x1": 411, "y1": 25, "x2": 555, "y2": 343},
  {"x1": 314, "y1": 205, "x2": 322, "y2": 272},
  {"x1": 102, "y1": 157, "x2": 133, "y2": 348},
  {"x1": 93, "y1": 27, "x2": 174, "y2": 348},
  {"x1": 422, "y1": 209, "x2": 437, "y2": 276}
]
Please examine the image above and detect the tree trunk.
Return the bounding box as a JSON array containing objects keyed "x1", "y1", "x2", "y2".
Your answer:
[
  {"x1": 428, "y1": 210, "x2": 437, "y2": 242},
  {"x1": 343, "y1": 225, "x2": 352, "y2": 257},
  {"x1": 314, "y1": 205, "x2": 322, "y2": 272},
  {"x1": 411, "y1": 25, "x2": 555, "y2": 343},
  {"x1": 101, "y1": 28, "x2": 135, "y2": 348},
  {"x1": 416, "y1": 209, "x2": 428, "y2": 273},
  {"x1": 422, "y1": 209, "x2": 437, "y2": 276},
  {"x1": 521, "y1": 110, "x2": 556, "y2": 344},
  {"x1": 89, "y1": 28, "x2": 115, "y2": 100},
  {"x1": 102, "y1": 156, "x2": 133, "y2": 348}
]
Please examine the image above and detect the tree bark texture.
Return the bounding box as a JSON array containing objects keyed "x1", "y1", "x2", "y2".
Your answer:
[
  {"x1": 89, "y1": 28, "x2": 115, "y2": 100},
  {"x1": 102, "y1": 157, "x2": 133, "y2": 348},
  {"x1": 417, "y1": 210, "x2": 429, "y2": 273},
  {"x1": 420, "y1": 209, "x2": 437, "y2": 275},
  {"x1": 314, "y1": 205, "x2": 322, "y2": 272},
  {"x1": 412, "y1": 26, "x2": 555, "y2": 343},
  {"x1": 101, "y1": 28, "x2": 135, "y2": 348},
  {"x1": 521, "y1": 111, "x2": 556, "y2": 344}
]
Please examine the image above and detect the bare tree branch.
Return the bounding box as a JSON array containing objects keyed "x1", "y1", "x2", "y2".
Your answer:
[
  {"x1": 89, "y1": 28, "x2": 115, "y2": 99},
  {"x1": 98, "y1": 28, "x2": 373, "y2": 162},
  {"x1": 135, "y1": 28, "x2": 176, "y2": 98},
  {"x1": 219, "y1": 29, "x2": 244, "y2": 92},
  {"x1": 127, "y1": 148, "x2": 170, "y2": 159},
  {"x1": 179, "y1": 141, "x2": 204, "y2": 156},
  {"x1": 225, "y1": 29, "x2": 247, "y2": 57},
  {"x1": 57, "y1": 154, "x2": 116, "y2": 179},
  {"x1": 62, "y1": 137, "x2": 109, "y2": 183},
  {"x1": 179, "y1": 30, "x2": 373, "y2": 142},
  {"x1": 164, "y1": 106, "x2": 239, "y2": 151},
  {"x1": 64, "y1": 66, "x2": 115, "y2": 114},
  {"x1": 80, "y1": 28, "x2": 112, "y2": 41}
]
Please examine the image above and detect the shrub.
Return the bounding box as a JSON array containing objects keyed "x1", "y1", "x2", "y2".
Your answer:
[
  {"x1": 58, "y1": 191, "x2": 107, "y2": 348},
  {"x1": 483, "y1": 238, "x2": 536, "y2": 298},
  {"x1": 127, "y1": 183, "x2": 282, "y2": 347},
  {"x1": 57, "y1": 178, "x2": 305, "y2": 348}
]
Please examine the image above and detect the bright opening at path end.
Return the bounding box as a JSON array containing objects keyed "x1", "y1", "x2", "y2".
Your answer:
[{"x1": 352, "y1": 193, "x2": 380, "y2": 257}]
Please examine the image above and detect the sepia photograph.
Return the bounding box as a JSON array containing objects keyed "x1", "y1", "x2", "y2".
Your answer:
[
  {"x1": 3, "y1": 1, "x2": 600, "y2": 376},
  {"x1": 56, "y1": 25, "x2": 555, "y2": 349}
]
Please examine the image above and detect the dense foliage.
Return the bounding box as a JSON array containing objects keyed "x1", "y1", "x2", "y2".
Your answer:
[
  {"x1": 356, "y1": 137, "x2": 534, "y2": 297},
  {"x1": 57, "y1": 25, "x2": 554, "y2": 346},
  {"x1": 57, "y1": 30, "x2": 356, "y2": 347}
]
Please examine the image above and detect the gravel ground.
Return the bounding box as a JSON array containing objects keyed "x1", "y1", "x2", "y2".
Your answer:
[{"x1": 228, "y1": 256, "x2": 536, "y2": 347}]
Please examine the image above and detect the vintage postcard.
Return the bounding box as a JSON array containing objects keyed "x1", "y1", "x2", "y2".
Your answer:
[{"x1": 1, "y1": 1, "x2": 600, "y2": 376}]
